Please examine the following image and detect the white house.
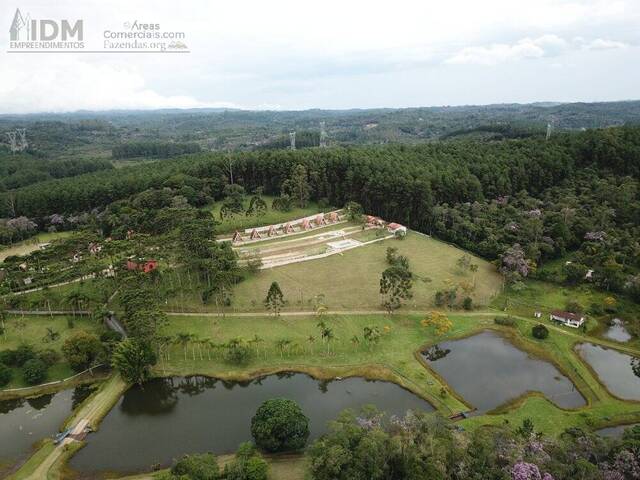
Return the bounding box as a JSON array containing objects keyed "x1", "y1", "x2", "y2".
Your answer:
[
  {"x1": 387, "y1": 222, "x2": 407, "y2": 236},
  {"x1": 550, "y1": 310, "x2": 585, "y2": 328}
]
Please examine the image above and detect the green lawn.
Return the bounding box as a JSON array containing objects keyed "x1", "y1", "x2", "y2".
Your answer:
[
  {"x1": 166, "y1": 231, "x2": 502, "y2": 313},
  {"x1": 0, "y1": 314, "x2": 102, "y2": 389},
  {"x1": 210, "y1": 196, "x2": 327, "y2": 235},
  {"x1": 492, "y1": 279, "x2": 640, "y2": 348}
]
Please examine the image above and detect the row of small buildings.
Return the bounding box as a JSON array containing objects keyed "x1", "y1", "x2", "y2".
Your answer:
[{"x1": 232, "y1": 211, "x2": 341, "y2": 243}]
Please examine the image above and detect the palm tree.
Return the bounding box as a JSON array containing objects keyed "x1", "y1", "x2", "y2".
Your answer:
[
  {"x1": 324, "y1": 328, "x2": 334, "y2": 354},
  {"x1": 291, "y1": 342, "x2": 303, "y2": 356},
  {"x1": 317, "y1": 320, "x2": 328, "y2": 344},
  {"x1": 204, "y1": 339, "x2": 215, "y2": 360},
  {"x1": 250, "y1": 334, "x2": 263, "y2": 357},
  {"x1": 176, "y1": 332, "x2": 192, "y2": 361},
  {"x1": 190, "y1": 335, "x2": 201, "y2": 360},
  {"x1": 307, "y1": 335, "x2": 316, "y2": 355},
  {"x1": 275, "y1": 339, "x2": 290, "y2": 358}
]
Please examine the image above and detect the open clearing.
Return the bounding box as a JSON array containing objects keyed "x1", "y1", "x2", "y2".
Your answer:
[
  {"x1": 0, "y1": 232, "x2": 73, "y2": 263},
  {"x1": 166, "y1": 231, "x2": 502, "y2": 313}
]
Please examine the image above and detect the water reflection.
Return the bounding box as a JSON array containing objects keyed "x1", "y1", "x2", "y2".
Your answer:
[
  {"x1": 576, "y1": 343, "x2": 640, "y2": 400},
  {"x1": 0, "y1": 385, "x2": 92, "y2": 468},
  {"x1": 603, "y1": 319, "x2": 632, "y2": 343},
  {"x1": 422, "y1": 331, "x2": 585, "y2": 413},
  {"x1": 70, "y1": 373, "x2": 434, "y2": 475}
]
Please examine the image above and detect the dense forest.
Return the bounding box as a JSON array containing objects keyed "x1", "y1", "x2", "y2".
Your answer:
[
  {"x1": 1, "y1": 126, "x2": 638, "y2": 301},
  {"x1": 112, "y1": 141, "x2": 201, "y2": 159},
  {"x1": 0, "y1": 151, "x2": 113, "y2": 191}
]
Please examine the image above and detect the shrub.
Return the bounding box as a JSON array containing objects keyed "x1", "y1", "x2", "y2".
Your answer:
[
  {"x1": 494, "y1": 316, "x2": 517, "y2": 327},
  {"x1": 565, "y1": 300, "x2": 583, "y2": 314},
  {"x1": 0, "y1": 362, "x2": 12, "y2": 387},
  {"x1": 22, "y1": 358, "x2": 47, "y2": 385},
  {"x1": 224, "y1": 340, "x2": 252, "y2": 365},
  {"x1": 38, "y1": 348, "x2": 60, "y2": 366},
  {"x1": 100, "y1": 330, "x2": 123, "y2": 344},
  {"x1": 62, "y1": 331, "x2": 104, "y2": 372},
  {"x1": 434, "y1": 291, "x2": 446, "y2": 307},
  {"x1": 224, "y1": 443, "x2": 268, "y2": 480},
  {"x1": 0, "y1": 349, "x2": 17, "y2": 366},
  {"x1": 170, "y1": 452, "x2": 220, "y2": 480},
  {"x1": 14, "y1": 344, "x2": 36, "y2": 367},
  {"x1": 251, "y1": 398, "x2": 310, "y2": 452},
  {"x1": 462, "y1": 296, "x2": 473, "y2": 310},
  {"x1": 532, "y1": 324, "x2": 549, "y2": 340}
]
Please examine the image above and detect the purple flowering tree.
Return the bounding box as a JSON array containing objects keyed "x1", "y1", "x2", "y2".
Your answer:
[{"x1": 511, "y1": 462, "x2": 554, "y2": 480}]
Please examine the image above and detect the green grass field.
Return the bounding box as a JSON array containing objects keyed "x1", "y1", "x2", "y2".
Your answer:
[
  {"x1": 166, "y1": 231, "x2": 502, "y2": 313},
  {"x1": 210, "y1": 196, "x2": 326, "y2": 235},
  {"x1": 0, "y1": 314, "x2": 101, "y2": 389}
]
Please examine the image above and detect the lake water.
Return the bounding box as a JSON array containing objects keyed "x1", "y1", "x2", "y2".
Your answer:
[
  {"x1": 603, "y1": 319, "x2": 632, "y2": 343},
  {"x1": 597, "y1": 423, "x2": 639, "y2": 438},
  {"x1": 576, "y1": 343, "x2": 640, "y2": 400},
  {"x1": 0, "y1": 385, "x2": 93, "y2": 471},
  {"x1": 422, "y1": 330, "x2": 586, "y2": 413},
  {"x1": 69, "y1": 373, "x2": 434, "y2": 475}
]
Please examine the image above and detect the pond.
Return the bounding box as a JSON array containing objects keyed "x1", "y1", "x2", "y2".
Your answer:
[
  {"x1": 0, "y1": 385, "x2": 94, "y2": 471},
  {"x1": 69, "y1": 373, "x2": 434, "y2": 475},
  {"x1": 576, "y1": 343, "x2": 640, "y2": 400},
  {"x1": 597, "y1": 423, "x2": 639, "y2": 438},
  {"x1": 421, "y1": 331, "x2": 586, "y2": 413},
  {"x1": 603, "y1": 319, "x2": 632, "y2": 343}
]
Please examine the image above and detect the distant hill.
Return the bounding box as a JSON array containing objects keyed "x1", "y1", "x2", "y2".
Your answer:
[{"x1": 1, "y1": 100, "x2": 639, "y2": 154}]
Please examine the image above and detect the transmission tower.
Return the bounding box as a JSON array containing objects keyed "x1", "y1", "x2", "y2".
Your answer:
[
  {"x1": 6, "y1": 129, "x2": 28, "y2": 153},
  {"x1": 289, "y1": 131, "x2": 296, "y2": 150},
  {"x1": 545, "y1": 122, "x2": 552, "y2": 141},
  {"x1": 17, "y1": 129, "x2": 28, "y2": 150},
  {"x1": 6, "y1": 131, "x2": 18, "y2": 153},
  {"x1": 319, "y1": 121, "x2": 327, "y2": 148}
]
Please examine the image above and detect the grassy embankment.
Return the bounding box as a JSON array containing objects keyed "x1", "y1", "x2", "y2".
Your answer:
[{"x1": 8, "y1": 374, "x2": 128, "y2": 480}]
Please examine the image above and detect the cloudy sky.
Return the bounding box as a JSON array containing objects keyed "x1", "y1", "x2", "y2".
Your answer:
[{"x1": 0, "y1": 0, "x2": 638, "y2": 113}]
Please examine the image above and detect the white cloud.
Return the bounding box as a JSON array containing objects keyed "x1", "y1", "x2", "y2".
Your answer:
[
  {"x1": 446, "y1": 34, "x2": 631, "y2": 66},
  {"x1": 0, "y1": 58, "x2": 232, "y2": 113},
  {"x1": 446, "y1": 35, "x2": 568, "y2": 66},
  {"x1": 583, "y1": 38, "x2": 628, "y2": 50}
]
